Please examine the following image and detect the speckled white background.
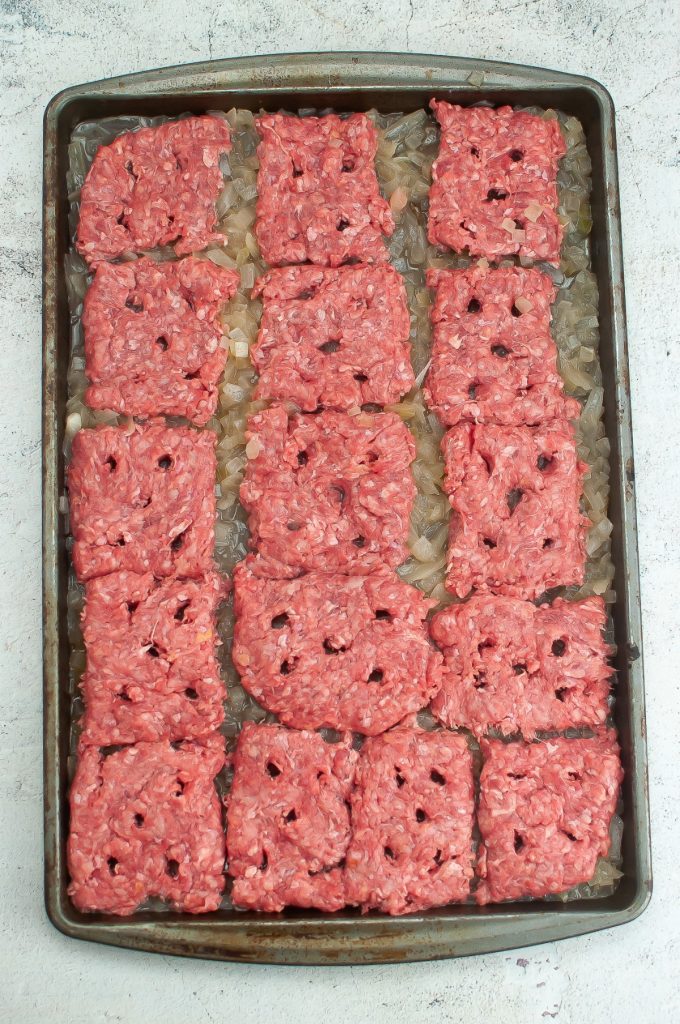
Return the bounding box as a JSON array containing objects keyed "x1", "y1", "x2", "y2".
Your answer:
[{"x1": 1, "y1": 1, "x2": 678, "y2": 1021}]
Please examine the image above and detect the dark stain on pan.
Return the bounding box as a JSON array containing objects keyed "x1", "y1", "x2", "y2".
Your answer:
[
  {"x1": 607, "y1": 182, "x2": 620, "y2": 219},
  {"x1": 626, "y1": 642, "x2": 640, "y2": 664}
]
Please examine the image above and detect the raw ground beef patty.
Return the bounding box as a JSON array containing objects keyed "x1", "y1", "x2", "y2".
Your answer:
[
  {"x1": 68, "y1": 421, "x2": 216, "y2": 581},
  {"x1": 240, "y1": 406, "x2": 416, "y2": 575},
  {"x1": 79, "y1": 571, "x2": 228, "y2": 745},
  {"x1": 68, "y1": 736, "x2": 225, "y2": 915},
  {"x1": 254, "y1": 112, "x2": 394, "y2": 266},
  {"x1": 83, "y1": 257, "x2": 239, "y2": 424},
  {"x1": 442, "y1": 420, "x2": 588, "y2": 600},
  {"x1": 226, "y1": 723, "x2": 357, "y2": 912},
  {"x1": 76, "y1": 116, "x2": 231, "y2": 265},
  {"x1": 232, "y1": 561, "x2": 443, "y2": 734},
  {"x1": 476, "y1": 733, "x2": 623, "y2": 903},
  {"x1": 428, "y1": 101, "x2": 566, "y2": 264},
  {"x1": 429, "y1": 595, "x2": 612, "y2": 738},
  {"x1": 345, "y1": 729, "x2": 475, "y2": 914},
  {"x1": 251, "y1": 264, "x2": 413, "y2": 410},
  {"x1": 424, "y1": 265, "x2": 580, "y2": 427}
]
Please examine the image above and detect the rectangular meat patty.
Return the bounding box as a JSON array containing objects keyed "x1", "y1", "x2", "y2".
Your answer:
[
  {"x1": 83, "y1": 257, "x2": 239, "y2": 424},
  {"x1": 240, "y1": 406, "x2": 416, "y2": 576},
  {"x1": 430, "y1": 595, "x2": 612, "y2": 739},
  {"x1": 442, "y1": 420, "x2": 588, "y2": 600},
  {"x1": 68, "y1": 736, "x2": 225, "y2": 915},
  {"x1": 251, "y1": 264, "x2": 414, "y2": 411},
  {"x1": 345, "y1": 729, "x2": 475, "y2": 914},
  {"x1": 429, "y1": 101, "x2": 566, "y2": 265},
  {"x1": 68, "y1": 421, "x2": 216, "y2": 581},
  {"x1": 232, "y1": 560, "x2": 442, "y2": 735},
  {"x1": 534, "y1": 597, "x2": 613, "y2": 707},
  {"x1": 476, "y1": 733, "x2": 623, "y2": 904},
  {"x1": 424, "y1": 265, "x2": 580, "y2": 427},
  {"x1": 79, "y1": 571, "x2": 228, "y2": 745},
  {"x1": 255, "y1": 112, "x2": 394, "y2": 267},
  {"x1": 226, "y1": 723, "x2": 357, "y2": 912},
  {"x1": 76, "y1": 116, "x2": 231, "y2": 265}
]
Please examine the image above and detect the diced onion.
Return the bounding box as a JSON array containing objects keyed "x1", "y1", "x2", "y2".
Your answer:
[
  {"x1": 523, "y1": 201, "x2": 544, "y2": 223},
  {"x1": 389, "y1": 186, "x2": 409, "y2": 212}
]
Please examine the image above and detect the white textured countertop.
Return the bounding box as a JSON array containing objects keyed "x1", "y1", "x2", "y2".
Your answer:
[{"x1": 1, "y1": 1, "x2": 678, "y2": 1021}]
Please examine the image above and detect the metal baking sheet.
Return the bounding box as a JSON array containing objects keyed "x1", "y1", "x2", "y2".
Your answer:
[{"x1": 42, "y1": 51, "x2": 651, "y2": 964}]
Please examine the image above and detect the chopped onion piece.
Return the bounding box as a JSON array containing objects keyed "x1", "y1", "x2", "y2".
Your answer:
[
  {"x1": 245, "y1": 438, "x2": 262, "y2": 460},
  {"x1": 414, "y1": 359, "x2": 432, "y2": 389},
  {"x1": 229, "y1": 327, "x2": 249, "y2": 345},
  {"x1": 523, "y1": 201, "x2": 544, "y2": 223},
  {"x1": 240, "y1": 262, "x2": 256, "y2": 290},
  {"x1": 65, "y1": 412, "x2": 81, "y2": 438},
  {"x1": 389, "y1": 186, "x2": 409, "y2": 212},
  {"x1": 411, "y1": 535, "x2": 436, "y2": 562},
  {"x1": 205, "y1": 247, "x2": 237, "y2": 269}
]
